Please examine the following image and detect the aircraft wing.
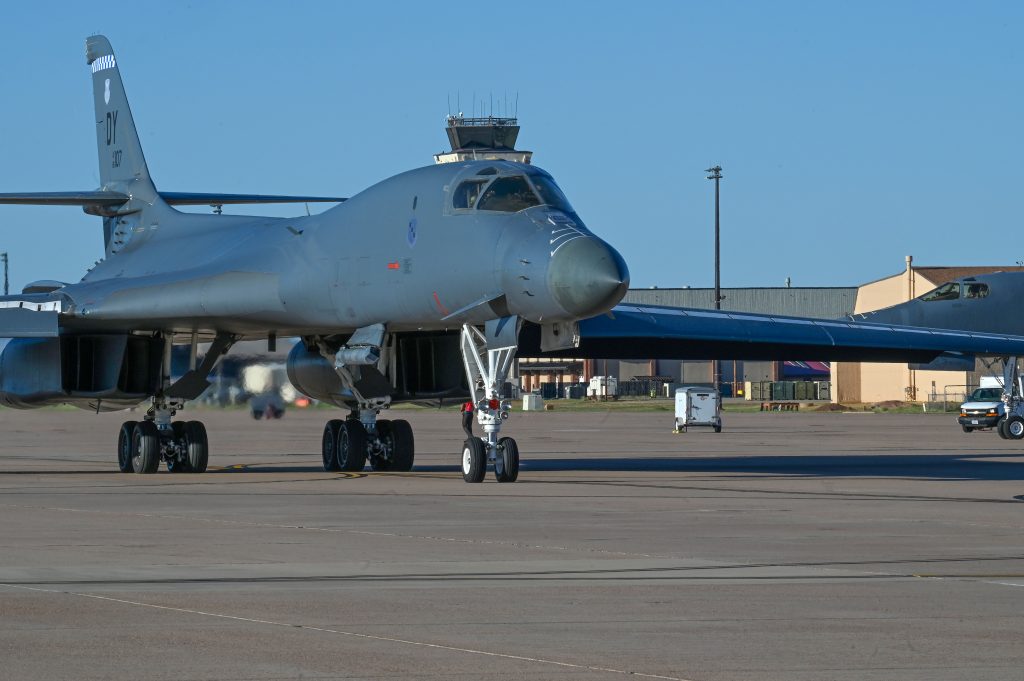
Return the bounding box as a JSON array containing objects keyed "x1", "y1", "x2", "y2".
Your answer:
[{"x1": 520, "y1": 303, "x2": 1024, "y2": 362}]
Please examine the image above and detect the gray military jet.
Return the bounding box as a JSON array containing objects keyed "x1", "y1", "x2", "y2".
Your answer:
[{"x1": 4, "y1": 36, "x2": 1024, "y2": 483}]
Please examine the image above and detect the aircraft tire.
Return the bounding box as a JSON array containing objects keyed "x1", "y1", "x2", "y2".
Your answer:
[
  {"x1": 117, "y1": 421, "x2": 136, "y2": 473},
  {"x1": 997, "y1": 418, "x2": 1010, "y2": 439},
  {"x1": 184, "y1": 421, "x2": 209, "y2": 473},
  {"x1": 389, "y1": 420, "x2": 415, "y2": 472},
  {"x1": 322, "y1": 420, "x2": 343, "y2": 471},
  {"x1": 132, "y1": 420, "x2": 160, "y2": 474},
  {"x1": 1006, "y1": 415, "x2": 1024, "y2": 440},
  {"x1": 462, "y1": 438, "x2": 486, "y2": 483},
  {"x1": 714, "y1": 423, "x2": 723, "y2": 433},
  {"x1": 337, "y1": 420, "x2": 367, "y2": 472},
  {"x1": 494, "y1": 437, "x2": 519, "y2": 483}
]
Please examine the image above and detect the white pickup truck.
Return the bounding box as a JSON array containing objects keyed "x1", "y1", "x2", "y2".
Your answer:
[{"x1": 958, "y1": 377, "x2": 1004, "y2": 433}]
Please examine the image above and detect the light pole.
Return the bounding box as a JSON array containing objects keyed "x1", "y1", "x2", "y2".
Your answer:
[
  {"x1": 705, "y1": 166, "x2": 722, "y2": 391},
  {"x1": 705, "y1": 166, "x2": 722, "y2": 309},
  {"x1": 0, "y1": 251, "x2": 7, "y2": 296}
]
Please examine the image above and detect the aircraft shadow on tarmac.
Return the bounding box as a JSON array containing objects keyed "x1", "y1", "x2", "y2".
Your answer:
[
  {"x1": 4, "y1": 453, "x2": 1024, "y2": 482},
  {"x1": 180, "y1": 451, "x2": 1024, "y2": 482},
  {"x1": 415, "y1": 453, "x2": 1024, "y2": 481}
]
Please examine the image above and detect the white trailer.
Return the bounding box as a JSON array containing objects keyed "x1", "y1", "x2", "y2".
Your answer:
[{"x1": 674, "y1": 387, "x2": 722, "y2": 433}]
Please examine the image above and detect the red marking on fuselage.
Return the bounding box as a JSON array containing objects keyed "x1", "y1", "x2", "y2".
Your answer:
[
  {"x1": 432, "y1": 292, "x2": 450, "y2": 316},
  {"x1": 387, "y1": 262, "x2": 400, "y2": 270}
]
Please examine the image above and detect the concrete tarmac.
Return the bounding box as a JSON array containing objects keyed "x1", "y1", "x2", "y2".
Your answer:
[{"x1": 1, "y1": 407, "x2": 1023, "y2": 680}]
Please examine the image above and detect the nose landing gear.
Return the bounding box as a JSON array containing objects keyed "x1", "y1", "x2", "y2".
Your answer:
[{"x1": 458, "y1": 320, "x2": 520, "y2": 483}]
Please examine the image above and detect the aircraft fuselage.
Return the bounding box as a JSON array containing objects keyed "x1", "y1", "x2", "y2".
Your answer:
[{"x1": 62, "y1": 161, "x2": 627, "y2": 337}]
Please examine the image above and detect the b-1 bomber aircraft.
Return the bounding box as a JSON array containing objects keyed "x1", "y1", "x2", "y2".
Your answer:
[{"x1": 4, "y1": 36, "x2": 1024, "y2": 482}]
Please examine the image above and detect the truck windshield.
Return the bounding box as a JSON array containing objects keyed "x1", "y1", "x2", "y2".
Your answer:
[{"x1": 969, "y1": 388, "x2": 1003, "y2": 401}]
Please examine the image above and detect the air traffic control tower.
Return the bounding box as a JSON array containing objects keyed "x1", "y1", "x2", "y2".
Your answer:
[{"x1": 434, "y1": 115, "x2": 532, "y2": 165}]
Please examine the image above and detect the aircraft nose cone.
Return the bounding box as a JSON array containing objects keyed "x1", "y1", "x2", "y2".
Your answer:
[{"x1": 548, "y1": 236, "x2": 630, "y2": 318}]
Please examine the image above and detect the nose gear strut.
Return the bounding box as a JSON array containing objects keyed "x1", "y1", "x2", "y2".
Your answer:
[{"x1": 459, "y1": 318, "x2": 520, "y2": 483}]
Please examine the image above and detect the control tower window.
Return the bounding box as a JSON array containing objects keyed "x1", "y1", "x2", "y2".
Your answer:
[
  {"x1": 476, "y1": 176, "x2": 540, "y2": 212},
  {"x1": 453, "y1": 180, "x2": 486, "y2": 209},
  {"x1": 920, "y1": 282, "x2": 960, "y2": 302},
  {"x1": 529, "y1": 174, "x2": 574, "y2": 213},
  {"x1": 964, "y1": 283, "x2": 989, "y2": 299}
]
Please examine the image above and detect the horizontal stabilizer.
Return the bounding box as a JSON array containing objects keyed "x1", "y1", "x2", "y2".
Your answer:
[
  {"x1": 0, "y1": 191, "x2": 345, "y2": 210},
  {"x1": 0, "y1": 191, "x2": 130, "y2": 207},
  {"x1": 157, "y1": 192, "x2": 347, "y2": 205}
]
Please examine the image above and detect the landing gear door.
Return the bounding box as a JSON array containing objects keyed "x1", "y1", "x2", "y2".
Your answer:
[{"x1": 485, "y1": 316, "x2": 520, "y2": 351}]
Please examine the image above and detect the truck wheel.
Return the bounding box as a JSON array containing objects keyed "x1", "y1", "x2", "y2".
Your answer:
[{"x1": 961, "y1": 425, "x2": 973, "y2": 433}]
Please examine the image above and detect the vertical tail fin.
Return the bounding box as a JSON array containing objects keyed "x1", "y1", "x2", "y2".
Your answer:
[{"x1": 86, "y1": 36, "x2": 157, "y2": 199}]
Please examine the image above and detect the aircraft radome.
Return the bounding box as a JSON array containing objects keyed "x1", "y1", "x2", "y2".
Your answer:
[{"x1": 4, "y1": 36, "x2": 1024, "y2": 482}]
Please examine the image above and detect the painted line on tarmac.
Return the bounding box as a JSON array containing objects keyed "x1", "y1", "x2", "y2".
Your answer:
[{"x1": 0, "y1": 582, "x2": 695, "y2": 681}]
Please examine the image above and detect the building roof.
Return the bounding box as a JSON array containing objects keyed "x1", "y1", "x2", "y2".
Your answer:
[
  {"x1": 858, "y1": 265, "x2": 1024, "y2": 288},
  {"x1": 623, "y1": 287, "x2": 857, "y2": 319},
  {"x1": 913, "y1": 266, "x2": 1024, "y2": 286}
]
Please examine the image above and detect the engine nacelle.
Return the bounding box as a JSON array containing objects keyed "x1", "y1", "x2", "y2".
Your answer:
[
  {"x1": 0, "y1": 334, "x2": 162, "y2": 410},
  {"x1": 287, "y1": 332, "x2": 469, "y2": 407},
  {"x1": 286, "y1": 343, "x2": 351, "y2": 408}
]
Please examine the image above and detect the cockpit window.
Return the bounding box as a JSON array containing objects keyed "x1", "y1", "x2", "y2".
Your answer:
[
  {"x1": 476, "y1": 176, "x2": 541, "y2": 212},
  {"x1": 920, "y1": 282, "x2": 960, "y2": 302},
  {"x1": 529, "y1": 174, "x2": 574, "y2": 213},
  {"x1": 453, "y1": 180, "x2": 486, "y2": 209},
  {"x1": 477, "y1": 167, "x2": 498, "y2": 176},
  {"x1": 964, "y1": 282, "x2": 989, "y2": 299}
]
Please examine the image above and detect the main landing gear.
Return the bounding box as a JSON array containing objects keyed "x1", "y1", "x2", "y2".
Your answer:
[
  {"x1": 316, "y1": 326, "x2": 416, "y2": 474},
  {"x1": 116, "y1": 399, "x2": 209, "y2": 474},
  {"x1": 113, "y1": 331, "x2": 231, "y2": 475},
  {"x1": 458, "y1": 321, "x2": 519, "y2": 483},
  {"x1": 320, "y1": 413, "x2": 415, "y2": 473}
]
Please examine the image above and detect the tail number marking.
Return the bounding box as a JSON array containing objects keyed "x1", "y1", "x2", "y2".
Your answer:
[{"x1": 105, "y1": 110, "x2": 118, "y2": 146}]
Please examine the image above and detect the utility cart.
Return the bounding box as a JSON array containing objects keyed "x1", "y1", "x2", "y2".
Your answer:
[{"x1": 674, "y1": 387, "x2": 722, "y2": 433}]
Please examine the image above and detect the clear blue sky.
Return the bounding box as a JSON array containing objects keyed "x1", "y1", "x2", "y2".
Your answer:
[{"x1": 1, "y1": 1, "x2": 1021, "y2": 293}]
